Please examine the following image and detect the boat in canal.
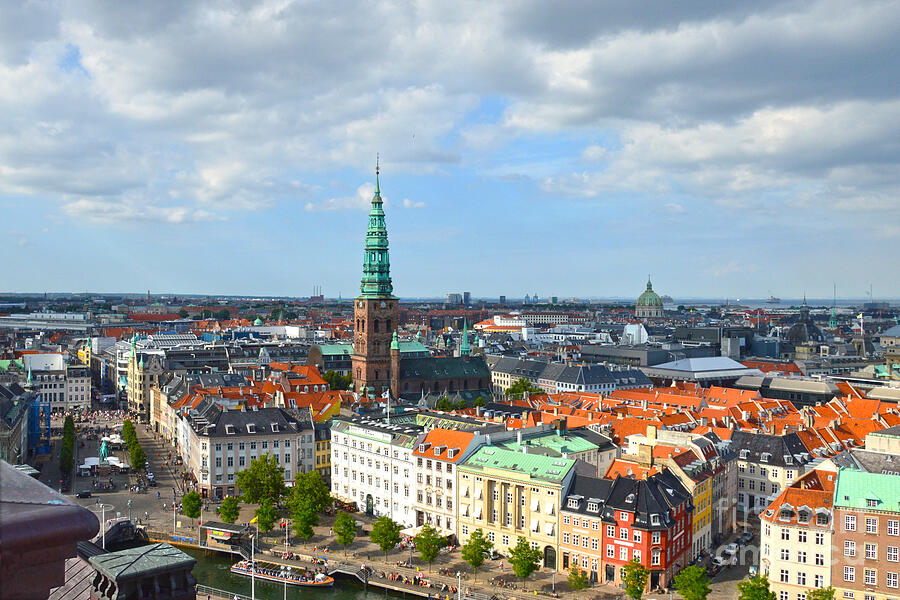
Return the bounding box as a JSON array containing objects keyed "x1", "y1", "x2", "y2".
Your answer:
[{"x1": 230, "y1": 560, "x2": 334, "y2": 587}]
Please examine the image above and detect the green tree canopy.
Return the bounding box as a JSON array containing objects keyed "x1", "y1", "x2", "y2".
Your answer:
[
  {"x1": 473, "y1": 396, "x2": 486, "y2": 407},
  {"x1": 370, "y1": 516, "x2": 403, "y2": 561},
  {"x1": 323, "y1": 370, "x2": 352, "y2": 390},
  {"x1": 255, "y1": 497, "x2": 277, "y2": 534},
  {"x1": 291, "y1": 499, "x2": 318, "y2": 542},
  {"x1": 333, "y1": 512, "x2": 357, "y2": 553},
  {"x1": 622, "y1": 559, "x2": 649, "y2": 600},
  {"x1": 568, "y1": 567, "x2": 590, "y2": 591},
  {"x1": 217, "y1": 496, "x2": 241, "y2": 524},
  {"x1": 178, "y1": 309, "x2": 189, "y2": 318},
  {"x1": 673, "y1": 565, "x2": 710, "y2": 600},
  {"x1": 807, "y1": 588, "x2": 836, "y2": 600},
  {"x1": 414, "y1": 523, "x2": 448, "y2": 571},
  {"x1": 505, "y1": 378, "x2": 543, "y2": 398},
  {"x1": 130, "y1": 445, "x2": 146, "y2": 472},
  {"x1": 216, "y1": 309, "x2": 230, "y2": 321},
  {"x1": 236, "y1": 454, "x2": 286, "y2": 504},
  {"x1": 182, "y1": 491, "x2": 202, "y2": 522},
  {"x1": 509, "y1": 536, "x2": 542, "y2": 590},
  {"x1": 737, "y1": 575, "x2": 776, "y2": 600},
  {"x1": 460, "y1": 528, "x2": 492, "y2": 580},
  {"x1": 289, "y1": 471, "x2": 331, "y2": 514}
]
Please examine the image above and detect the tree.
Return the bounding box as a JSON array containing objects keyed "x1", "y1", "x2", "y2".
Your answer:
[
  {"x1": 736, "y1": 575, "x2": 776, "y2": 600},
  {"x1": 236, "y1": 454, "x2": 286, "y2": 504},
  {"x1": 333, "y1": 512, "x2": 357, "y2": 554},
  {"x1": 130, "y1": 444, "x2": 146, "y2": 472},
  {"x1": 505, "y1": 378, "x2": 543, "y2": 398},
  {"x1": 217, "y1": 496, "x2": 241, "y2": 524},
  {"x1": 460, "y1": 528, "x2": 492, "y2": 581},
  {"x1": 568, "y1": 567, "x2": 590, "y2": 591},
  {"x1": 414, "y1": 523, "x2": 448, "y2": 571},
  {"x1": 216, "y1": 309, "x2": 230, "y2": 321},
  {"x1": 291, "y1": 503, "x2": 319, "y2": 541},
  {"x1": 323, "y1": 370, "x2": 352, "y2": 390},
  {"x1": 673, "y1": 565, "x2": 710, "y2": 600},
  {"x1": 509, "y1": 536, "x2": 542, "y2": 591},
  {"x1": 178, "y1": 308, "x2": 189, "y2": 319},
  {"x1": 370, "y1": 516, "x2": 402, "y2": 561},
  {"x1": 473, "y1": 396, "x2": 486, "y2": 408},
  {"x1": 622, "y1": 559, "x2": 649, "y2": 600},
  {"x1": 182, "y1": 491, "x2": 202, "y2": 524},
  {"x1": 806, "y1": 588, "x2": 836, "y2": 600},
  {"x1": 289, "y1": 471, "x2": 332, "y2": 514},
  {"x1": 255, "y1": 497, "x2": 277, "y2": 534}
]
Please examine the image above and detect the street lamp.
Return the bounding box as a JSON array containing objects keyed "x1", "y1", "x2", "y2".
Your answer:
[
  {"x1": 127, "y1": 499, "x2": 133, "y2": 523},
  {"x1": 250, "y1": 534, "x2": 256, "y2": 600},
  {"x1": 457, "y1": 572, "x2": 462, "y2": 600},
  {"x1": 95, "y1": 503, "x2": 115, "y2": 550},
  {"x1": 280, "y1": 565, "x2": 292, "y2": 600}
]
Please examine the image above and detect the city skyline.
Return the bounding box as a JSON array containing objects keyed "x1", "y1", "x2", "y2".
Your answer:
[{"x1": 3, "y1": 1, "x2": 900, "y2": 297}]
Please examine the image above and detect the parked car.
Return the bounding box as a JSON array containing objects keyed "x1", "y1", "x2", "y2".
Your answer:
[
  {"x1": 724, "y1": 543, "x2": 739, "y2": 555},
  {"x1": 76, "y1": 490, "x2": 92, "y2": 498},
  {"x1": 148, "y1": 479, "x2": 157, "y2": 487},
  {"x1": 741, "y1": 532, "x2": 753, "y2": 543}
]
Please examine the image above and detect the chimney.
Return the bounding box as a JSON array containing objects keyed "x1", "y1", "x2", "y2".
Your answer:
[
  {"x1": 647, "y1": 425, "x2": 657, "y2": 442},
  {"x1": 517, "y1": 430, "x2": 523, "y2": 445}
]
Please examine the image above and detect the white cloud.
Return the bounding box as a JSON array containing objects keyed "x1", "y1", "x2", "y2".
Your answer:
[
  {"x1": 664, "y1": 203, "x2": 684, "y2": 213},
  {"x1": 62, "y1": 198, "x2": 226, "y2": 224},
  {"x1": 402, "y1": 198, "x2": 426, "y2": 209},
  {"x1": 305, "y1": 183, "x2": 375, "y2": 212}
]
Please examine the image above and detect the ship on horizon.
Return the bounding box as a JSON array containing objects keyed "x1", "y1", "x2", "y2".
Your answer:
[{"x1": 766, "y1": 295, "x2": 781, "y2": 304}]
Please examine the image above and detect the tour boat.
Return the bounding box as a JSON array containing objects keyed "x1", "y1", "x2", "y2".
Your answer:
[{"x1": 230, "y1": 560, "x2": 334, "y2": 587}]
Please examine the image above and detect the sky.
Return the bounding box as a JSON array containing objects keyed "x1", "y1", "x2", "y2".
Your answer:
[{"x1": 2, "y1": 0, "x2": 899, "y2": 299}]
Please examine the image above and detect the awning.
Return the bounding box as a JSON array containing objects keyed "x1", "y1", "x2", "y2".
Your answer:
[
  {"x1": 544, "y1": 522, "x2": 554, "y2": 536},
  {"x1": 400, "y1": 525, "x2": 455, "y2": 538},
  {"x1": 531, "y1": 519, "x2": 539, "y2": 532},
  {"x1": 544, "y1": 502, "x2": 554, "y2": 515},
  {"x1": 475, "y1": 488, "x2": 483, "y2": 499},
  {"x1": 461, "y1": 504, "x2": 470, "y2": 517},
  {"x1": 531, "y1": 499, "x2": 540, "y2": 511},
  {"x1": 475, "y1": 506, "x2": 483, "y2": 519}
]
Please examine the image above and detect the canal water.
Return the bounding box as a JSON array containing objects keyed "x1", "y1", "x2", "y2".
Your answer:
[{"x1": 182, "y1": 546, "x2": 384, "y2": 600}]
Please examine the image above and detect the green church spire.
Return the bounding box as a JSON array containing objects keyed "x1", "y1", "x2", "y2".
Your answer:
[
  {"x1": 360, "y1": 156, "x2": 394, "y2": 297},
  {"x1": 460, "y1": 319, "x2": 470, "y2": 356}
]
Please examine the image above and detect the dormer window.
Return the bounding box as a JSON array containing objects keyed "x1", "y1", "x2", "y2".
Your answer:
[
  {"x1": 272, "y1": 423, "x2": 279, "y2": 433},
  {"x1": 650, "y1": 514, "x2": 660, "y2": 525},
  {"x1": 447, "y1": 448, "x2": 457, "y2": 459},
  {"x1": 740, "y1": 450, "x2": 749, "y2": 459},
  {"x1": 626, "y1": 494, "x2": 635, "y2": 504},
  {"x1": 867, "y1": 498, "x2": 879, "y2": 508},
  {"x1": 247, "y1": 424, "x2": 256, "y2": 433},
  {"x1": 225, "y1": 424, "x2": 235, "y2": 435},
  {"x1": 798, "y1": 511, "x2": 810, "y2": 524},
  {"x1": 587, "y1": 502, "x2": 599, "y2": 512},
  {"x1": 784, "y1": 455, "x2": 793, "y2": 464},
  {"x1": 816, "y1": 513, "x2": 829, "y2": 526},
  {"x1": 780, "y1": 508, "x2": 792, "y2": 521},
  {"x1": 568, "y1": 498, "x2": 579, "y2": 509},
  {"x1": 761, "y1": 452, "x2": 771, "y2": 462}
]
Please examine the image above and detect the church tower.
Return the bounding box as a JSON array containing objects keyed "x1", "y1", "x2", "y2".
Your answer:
[{"x1": 351, "y1": 159, "x2": 399, "y2": 397}]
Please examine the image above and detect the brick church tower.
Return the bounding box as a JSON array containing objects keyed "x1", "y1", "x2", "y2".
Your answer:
[{"x1": 351, "y1": 161, "x2": 398, "y2": 397}]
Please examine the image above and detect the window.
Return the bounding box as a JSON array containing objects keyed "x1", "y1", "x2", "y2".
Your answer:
[
  {"x1": 814, "y1": 574, "x2": 824, "y2": 588},
  {"x1": 591, "y1": 538, "x2": 598, "y2": 550},
  {"x1": 798, "y1": 551, "x2": 806, "y2": 564},
  {"x1": 888, "y1": 572, "x2": 899, "y2": 588},
  {"x1": 817, "y1": 513, "x2": 828, "y2": 526},
  {"x1": 563, "y1": 533, "x2": 570, "y2": 544},
  {"x1": 845, "y1": 515, "x2": 857, "y2": 531},
  {"x1": 888, "y1": 546, "x2": 899, "y2": 562},
  {"x1": 633, "y1": 531, "x2": 642, "y2": 543},
  {"x1": 607, "y1": 545, "x2": 615, "y2": 558},
  {"x1": 798, "y1": 531, "x2": 807, "y2": 543},
  {"x1": 652, "y1": 531, "x2": 661, "y2": 544},
  {"x1": 633, "y1": 549, "x2": 641, "y2": 562},
  {"x1": 845, "y1": 541, "x2": 856, "y2": 557},
  {"x1": 502, "y1": 535, "x2": 509, "y2": 546},
  {"x1": 889, "y1": 520, "x2": 900, "y2": 536},
  {"x1": 844, "y1": 566, "x2": 855, "y2": 582},
  {"x1": 573, "y1": 534, "x2": 580, "y2": 547},
  {"x1": 782, "y1": 528, "x2": 790, "y2": 541},
  {"x1": 866, "y1": 517, "x2": 878, "y2": 534},
  {"x1": 620, "y1": 528, "x2": 628, "y2": 540},
  {"x1": 779, "y1": 592, "x2": 788, "y2": 600},
  {"x1": 461, "y1": 525, "x2": 468, "y2": 536},
  {"x1": 864, "y1": 569, "x2": 876, "y2": 586},
  {"x1": 620, "y1": 547, "x2": 628, "y2": 560},
  {"x1": 815, "y1": 532, "x2": 825, "y2": 545},
  {"x1": 797, "y1": 572, "x2": 806, "y2": 586},
  {"x1": 607, "y1": 525, "x2": 615, "y2": 537},
  {"x1": 651, "y1": 549, "x2": 660, "y2": 565},
  {"x1": 866, "y1": 543, "x2": 877, "y2": 559},
  {"x1": 563, "y1": 515, "x2": 570, "y2": 525},
  {"x1": 780, "y1": 569, "x2": 789, "y2": 583},
  {"x1": 780, "y1": 548, "x2": 790, "y2": 561},
  {"x1": 488, "y1": 532, "x2": 495, "y2": 542},
  {"x1": 816, "y1": 554, "x2": 825, "y2": 566}
]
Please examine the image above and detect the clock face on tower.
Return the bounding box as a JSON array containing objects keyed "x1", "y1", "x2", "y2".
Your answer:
[{"x1": 380, "y1": 301, "x2": 386, "y2": 308}]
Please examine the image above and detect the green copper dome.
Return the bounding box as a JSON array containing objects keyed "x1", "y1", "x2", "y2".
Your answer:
[
  {"x1": 359, "y1": 162, "x2": 394, "y2": 298},
  {"x1": 390, "y1": 330, "x2": 399, "y2": 351},
  {"x1": 636, "y1": 277, "x2": 663, "y2": 307},
  {"x1": 253, "y1": 317, "x2": 263, "y2": 326}
]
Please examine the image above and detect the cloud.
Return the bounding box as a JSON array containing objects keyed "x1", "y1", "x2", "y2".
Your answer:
[
  {"x1": 61, "y1": 198, "x2": 226, "y2": 224},
  {"x1": 402, "y1": 198, "x2": 426, "y2": 208},
  {"x1": 305, "y1": 183, "x2": 375, "y2": 212},
  {"x1": 664, "y1": 203, "x2": 685, "y2": 213}
]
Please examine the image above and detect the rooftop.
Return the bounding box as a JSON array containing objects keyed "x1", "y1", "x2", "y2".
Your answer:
[
  {"x1": 833, "y1": 468, "x2": 900, "y2": 511},
  {"x1": 460, "y1": 445, "x2": 576, "y2": 484}
]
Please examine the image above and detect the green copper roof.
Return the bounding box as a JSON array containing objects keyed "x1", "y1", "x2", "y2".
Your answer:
[
  {"x1": 89, "y1": 543, "x2": 196, "y2": 581},
  {"x1": 498, "y1": 431, "x2": 597, "y2": 456},
  {"x1": 834, "y1": 468, "x2": 900, "y2": 510},
  {"x1": 460, "y1": 446, "x2": 576, "y2": 484},
  {"x1": 391, "y1": 330, "x2": 399, "y2": 351},
  {"x1": 460, "y1": 319, "x2": 470, "y2": 356},
  {"x1": 359, "y1": 163, "x2": 393, "y2": 298},
  {"x1": 637, "y1": 276, "x2": 663, "y2": 306}
]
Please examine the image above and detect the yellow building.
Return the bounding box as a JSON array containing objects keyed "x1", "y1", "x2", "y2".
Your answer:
[
  {"x1": 456, "y1": 445, "x2": 575, "y2": 569},
  {"x1": 314, "y1": 424, "x2": 331, "y2": 484}
]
